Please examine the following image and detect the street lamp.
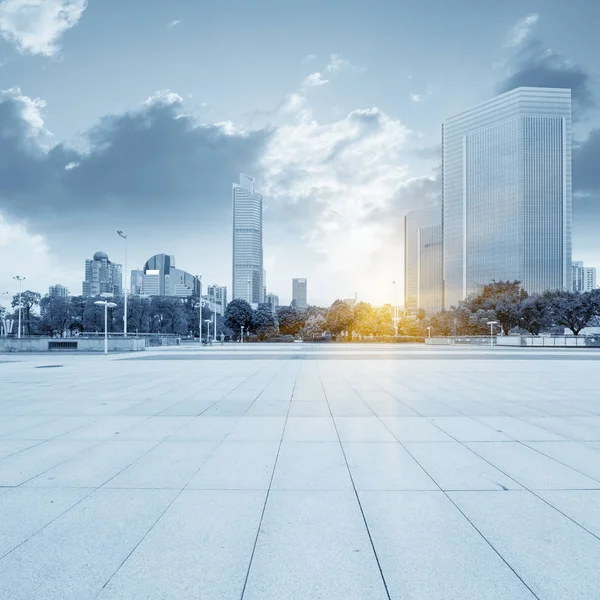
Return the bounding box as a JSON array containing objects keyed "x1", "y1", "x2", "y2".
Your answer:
[
  {"x1": 117, "y1": 231, "x2": 128, "y2": 337},
  {"x1": 205, "y1": 319, "x2": 212, "y2": 345},
  {"x1": 392, "y1": 280, "x2": 398, "y2": 336},
  {"x1": 13, "y1": 276, "x2": 25, "y2": 338},
  {"x1": 426, "y1": 326, "x2": 432, "y2": 338},
  {"x1": 240, "y1": 325, "x2": 244, "y2": 344},
  {"x1": 94, "y1": 300, "x2": 117, "y2": 354},
  {"x1": 486, "y1": 320, "x2": 498, "y2": 348},
  {"x1": 195, "y1": 275, "x2": 202, "y2": 344}
]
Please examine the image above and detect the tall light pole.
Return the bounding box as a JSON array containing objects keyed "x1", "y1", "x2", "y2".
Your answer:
[
  {"x1": 487, "y1": 320, "x2": 498, "y2": 348},
  {"x1": 196, "y1": 275, "x2": 202, "y2": 344},
  {"x1": 240, "y1": 325, "x2": 244, "y2": 344},
  {"x1": 205, "y1": 319, "x2": 212, "y2": 345},
  {"x1": 13, "y1": 276, "x2": 25, "y2": 338},
  {"x1": 426, "y1": 326, "x2": 432, "y2": 338},
  {"x1": 95, "y1": 300, "x2": 117, "y2": 354},
  {"x1": 392, "y1": 280, "x2": 398, "y2": 335},
  {"x1": 247, "y1": 274, "x2": 252, "y2": 305},
  {"x1": 117, "y1": 231, "x2": 128, "y2": 337}
]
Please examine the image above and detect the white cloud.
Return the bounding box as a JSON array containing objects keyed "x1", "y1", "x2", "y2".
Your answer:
[
  {"x1": 0, "y1": 0, "x2": 87, "y2": 56},
  {"x1": 0, "y1": 213, "x2": 70, "y2": 301},
  {"x1": 144, "y1": 89, "x2": 183, "y2": 107},
  {"x1": 261, "y1": 104, "x2": 410, "y2": 293},
  {"x1": 410, "y1": 85, "x2": 433, "y2": 103},
  {"x1": 167, "y1": 19, "x2": 181, "y2": 28},
  {"x1": 0, "y1": 86, "x2": 51, "y2": 141},
  {"x1": 324, "y1": 53, "x2": 359, "y2": 73},
  {"x1": 506, "y1": 13, "x2": 539, "y2": 47},
  {"x1": 302, "y1": 54, "x2": 316, "y2": 64},
  {"x1": 303, "y1": 72, "x2": 329, "y2": 89}
]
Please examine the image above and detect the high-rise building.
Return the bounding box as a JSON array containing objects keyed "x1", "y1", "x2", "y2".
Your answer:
[
  {"x1": 82, "y1": 251, "x2": 122, "y2": 297},
  {"x1": 48, "y1": 284, "x2": 69, "y2": 298},
  {"x1": 233, "y1": 174, "x2": 264, "y2": 307},
  {"x1": 573, "y1": 261, "x2": 597, "y2": 292},
  {"x1": 404, "y1": 206, "x2": 443, "y2": 315},
  {"x1": 130, "y1": 254, "x2": 199, "y2": 297},
  {"x1": 442, "y1": 87, "x2": 572, "y2": 309},
  {"x1": 206, "y1": 285, "x2": 228, "y2": 315},
  {"x1": 266, "y1": 293, "x2": 279, "y2": 315},
  {"x1": 292, "y1": 278, "x2": 308, "y2": 310}
]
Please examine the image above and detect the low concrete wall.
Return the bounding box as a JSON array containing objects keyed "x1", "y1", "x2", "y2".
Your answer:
[
  {"x1": 425, "y1": 337, "x2": 493, "y2": 346},
  {"x1": 0, "y1": 337, "x2": 146, "y2": 353}
]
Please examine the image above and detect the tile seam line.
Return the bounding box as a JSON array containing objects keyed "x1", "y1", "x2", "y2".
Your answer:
[
  {"x1": 360, "y1": 380, "x2": 542, "y2": 600},
  {"x1": 322, "y1": 365, "x2": 393, "y2": 600},
  {"x1": 239, "y1": 360, "x2": 297, "y2": 600}
]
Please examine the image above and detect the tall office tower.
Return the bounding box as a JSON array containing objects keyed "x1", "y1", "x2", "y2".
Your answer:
[
  {"x1": 48, "y1": 284, "x2": 69, "y2": 298},
  {"x1": 130, "y1": 270, "x2": 144, "y2": 295},
  {"x1": 266, "y1": 293, "x2": 279, "y2": 315},
  {"x1": 233, "y1": 174, "x2": 264, "y2": 307},
  {"x1": 442, "y1": 87, "x2": 572, "y2": 309},
  {"x1": 82, "y1": 251, "x2": 123, "y2": 297},
  {"x1": 573, "y1": 261, "x2": 597, "y2": 292},
  {"x1": 404, "y1": 206, "x2": 443, "y2": 315},
  {"x1": 292, "y1": 278, "x2": 308, "y2": 310},
  {"x1": 206, "y1": 285, "x2": 228, "y2": 315}
]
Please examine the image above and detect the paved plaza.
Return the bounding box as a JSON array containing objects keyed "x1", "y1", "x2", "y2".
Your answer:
[{"x1": 1, "y1": 344, "x2": 600, "y2": 599}]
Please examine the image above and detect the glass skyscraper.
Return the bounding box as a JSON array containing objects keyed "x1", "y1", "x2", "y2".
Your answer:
[
  {"x1": 292, "y1": 278, "x2": 308, "y2": 310},
  {"x1": 404, "y1": 206, "x2": 443, "y2": 315},
  {"x1": 442, "y1": 87, "x2": 572, "y2": 309},
  {"x1": 232, "y1": 174, "x2": 264, "y2": 306}
]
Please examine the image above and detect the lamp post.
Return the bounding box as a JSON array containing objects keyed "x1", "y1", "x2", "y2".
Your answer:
[
  {"x1": 426, "y1": 326, "x2": 432, "y2": 338},
  {"x1": 117, "y1": 231, "x2": 128, "y2": 337},
  {"x1": 205, "y1": 319, "x2": 212, "y2": 345},
  {"x1": 94, "y1": 300, "x2": 117, "y2": 354},
  {"x1": 247, "y1": 275, "x2": 252, "y2": 305},
  {"x1": 13, "y1": 276, "x2": 25, "y2": 338},
  {"x1": 486, "y1": 320, "x2": 498, "y2": 348},
  {"x1": 392, "y1": 280, "x2": 398, "y2": 336},
  {"x1": 240, "y1": 325, "x2": 244, "y2": 344},
  {"x1": 196, "y1": 275, "x2": 202, "y2": 344}
]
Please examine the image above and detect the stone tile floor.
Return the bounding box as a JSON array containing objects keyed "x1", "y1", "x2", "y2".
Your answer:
[{"x1": 1, "y1": 344, "x2": 600, "y2": 599}]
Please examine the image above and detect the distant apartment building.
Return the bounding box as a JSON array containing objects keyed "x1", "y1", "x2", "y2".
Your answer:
[
  {"x1": 232, "y1": 174, "x2": 264, "y2": 307},
  {"x1": 206, "y1": 285, "x2": 228, "y2": 315},
  {"x1": 82, "y1": 251, "x2": 122, "y2": 297},
  {"x1": 292, "y1": 278, "x2": 308, "y2": 310},
  {"x1": 129, "y1": 254, "x2": 199, "y2": 297},
  {"x1": 266, "y1": 293, "x2": 279, "y2": 315},
  {"x1": 404, "y1": 206, "x2": 443, "y2": 315},
  {"x1": 573, "y1": 261, "x2": 597, "y2": 292},
  {"x1": 442, "y1": 87, "x2": 572, "y2": 308},
  {"x1": 48, "y1": 284, "x2": 69, "y2": 298}
]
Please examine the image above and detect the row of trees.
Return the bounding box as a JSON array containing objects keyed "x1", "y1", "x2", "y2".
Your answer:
[
  {"x1": 1, "y1": 292, "x2": 232, "y2": 338},
  {"x1": 223, "y1": 299, "x2": 396, "y2": 341},
  {"x1": 402, "y1": 281, "x2": 600, "y2": 337}
]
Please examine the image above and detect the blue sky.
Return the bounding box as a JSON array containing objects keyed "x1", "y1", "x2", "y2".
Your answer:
[{"x1": 1, "y1": 0, "x2": 599, "y2": 306}]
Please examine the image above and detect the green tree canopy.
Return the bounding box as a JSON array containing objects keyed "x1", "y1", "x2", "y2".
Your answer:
[
  {"x1": 325, "y1": 300, "x2": 354, "y2": 336},
  {"x1": 225, "y1": 299, "x2": 254, "y2": 334},
  {"x1": 277, "y1": 306, "x2": 305, "y2": 336}
]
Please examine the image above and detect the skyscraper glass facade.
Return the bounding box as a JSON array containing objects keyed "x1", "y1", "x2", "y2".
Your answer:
[
  {"x1": 404, "y1": 205, "x2": 443, "y2": 315},
  {"x1": 292, "y1": 278, "x2": 308, "y2": 310},
  {"x1": 442, "y1": 87, "x2": 572, "y2": 309},
  {"x1": 233, "y1": 174, "x2": 264, "y2": 305}
]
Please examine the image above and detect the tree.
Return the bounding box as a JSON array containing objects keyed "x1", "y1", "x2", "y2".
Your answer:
[
  {"x1": 253, "y1": 303, "x2": 277, "y2": 340},
  {"x1": 83, "y1": 298, "x2": 105, "y2": 332},
  {"x1": 544, "y1": 290, "x2": 598, "y2": 335},
  {"x1": 373, "y1": 306, "x2": 395, "y2": 336},
  {"x1": 300, "y1": 314, "x2": 326, "y2": 340},
  {"x1": 225, "y1": 299, "x2": 254, "y2": 335},
  {"x1": 12, "y1": 290, "x2": 41, "y2": 336},
  {"x1": 429, "y1": 311, "x2": 454, "y2": 337},
  {"x1": 277, "y1": 306, "x2": 305, "y2": 336},
  {"x1": 468, "y1": 281, "x2": 527, "y2": 333},
  {"x1": 351, "y1": 302, "x2": 375, "y2": 336},
  {"x1": 325, "y1": 300, "x2": 354, "y2": 337},
  {"x1": 39, "y1": 296, "x2": 72, "y2": 336},
  {"x1": 519, "y1": 295, "x2": 552, "y2": 335}
]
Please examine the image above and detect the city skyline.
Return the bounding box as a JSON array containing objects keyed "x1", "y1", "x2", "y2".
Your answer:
[{"x1": 1, "y1": 4, "x2": 600, "y2": 306}]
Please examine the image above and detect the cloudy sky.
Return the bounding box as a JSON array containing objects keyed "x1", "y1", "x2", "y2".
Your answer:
[{"x1": 1, "y1": 0, "x2": 599, "y2": 307}]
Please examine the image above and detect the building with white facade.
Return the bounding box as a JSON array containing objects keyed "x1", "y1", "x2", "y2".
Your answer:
[
  {"x1": 83, "y1": 251, "x2": 123, "y2": 297},
  {"x1": 49, "y1": 284, "x2": 69, "y2": 298},
  {"x1": 129, "y1": 254, "x2": 199, "y2": 297},
  {"x1": 205, "y1": 285, "x2": 228, "y2": 315},
  {"x1": 266, "y1": 293, "x2": 279, "y2": 315},
  {"x1": 233, "y1": 174, "x2": 264, "y2": 307},
  {"x1": 573, "y1": 261, "x2": 597, "y2": 292},
  {"x1": 442, "y1": 87, "x2": 572, "y2": 309}
]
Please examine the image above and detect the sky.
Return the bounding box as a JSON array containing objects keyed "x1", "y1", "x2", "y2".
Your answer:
[{"x1": 1, "y1": 0, "x2": 599, "y2": 307}]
